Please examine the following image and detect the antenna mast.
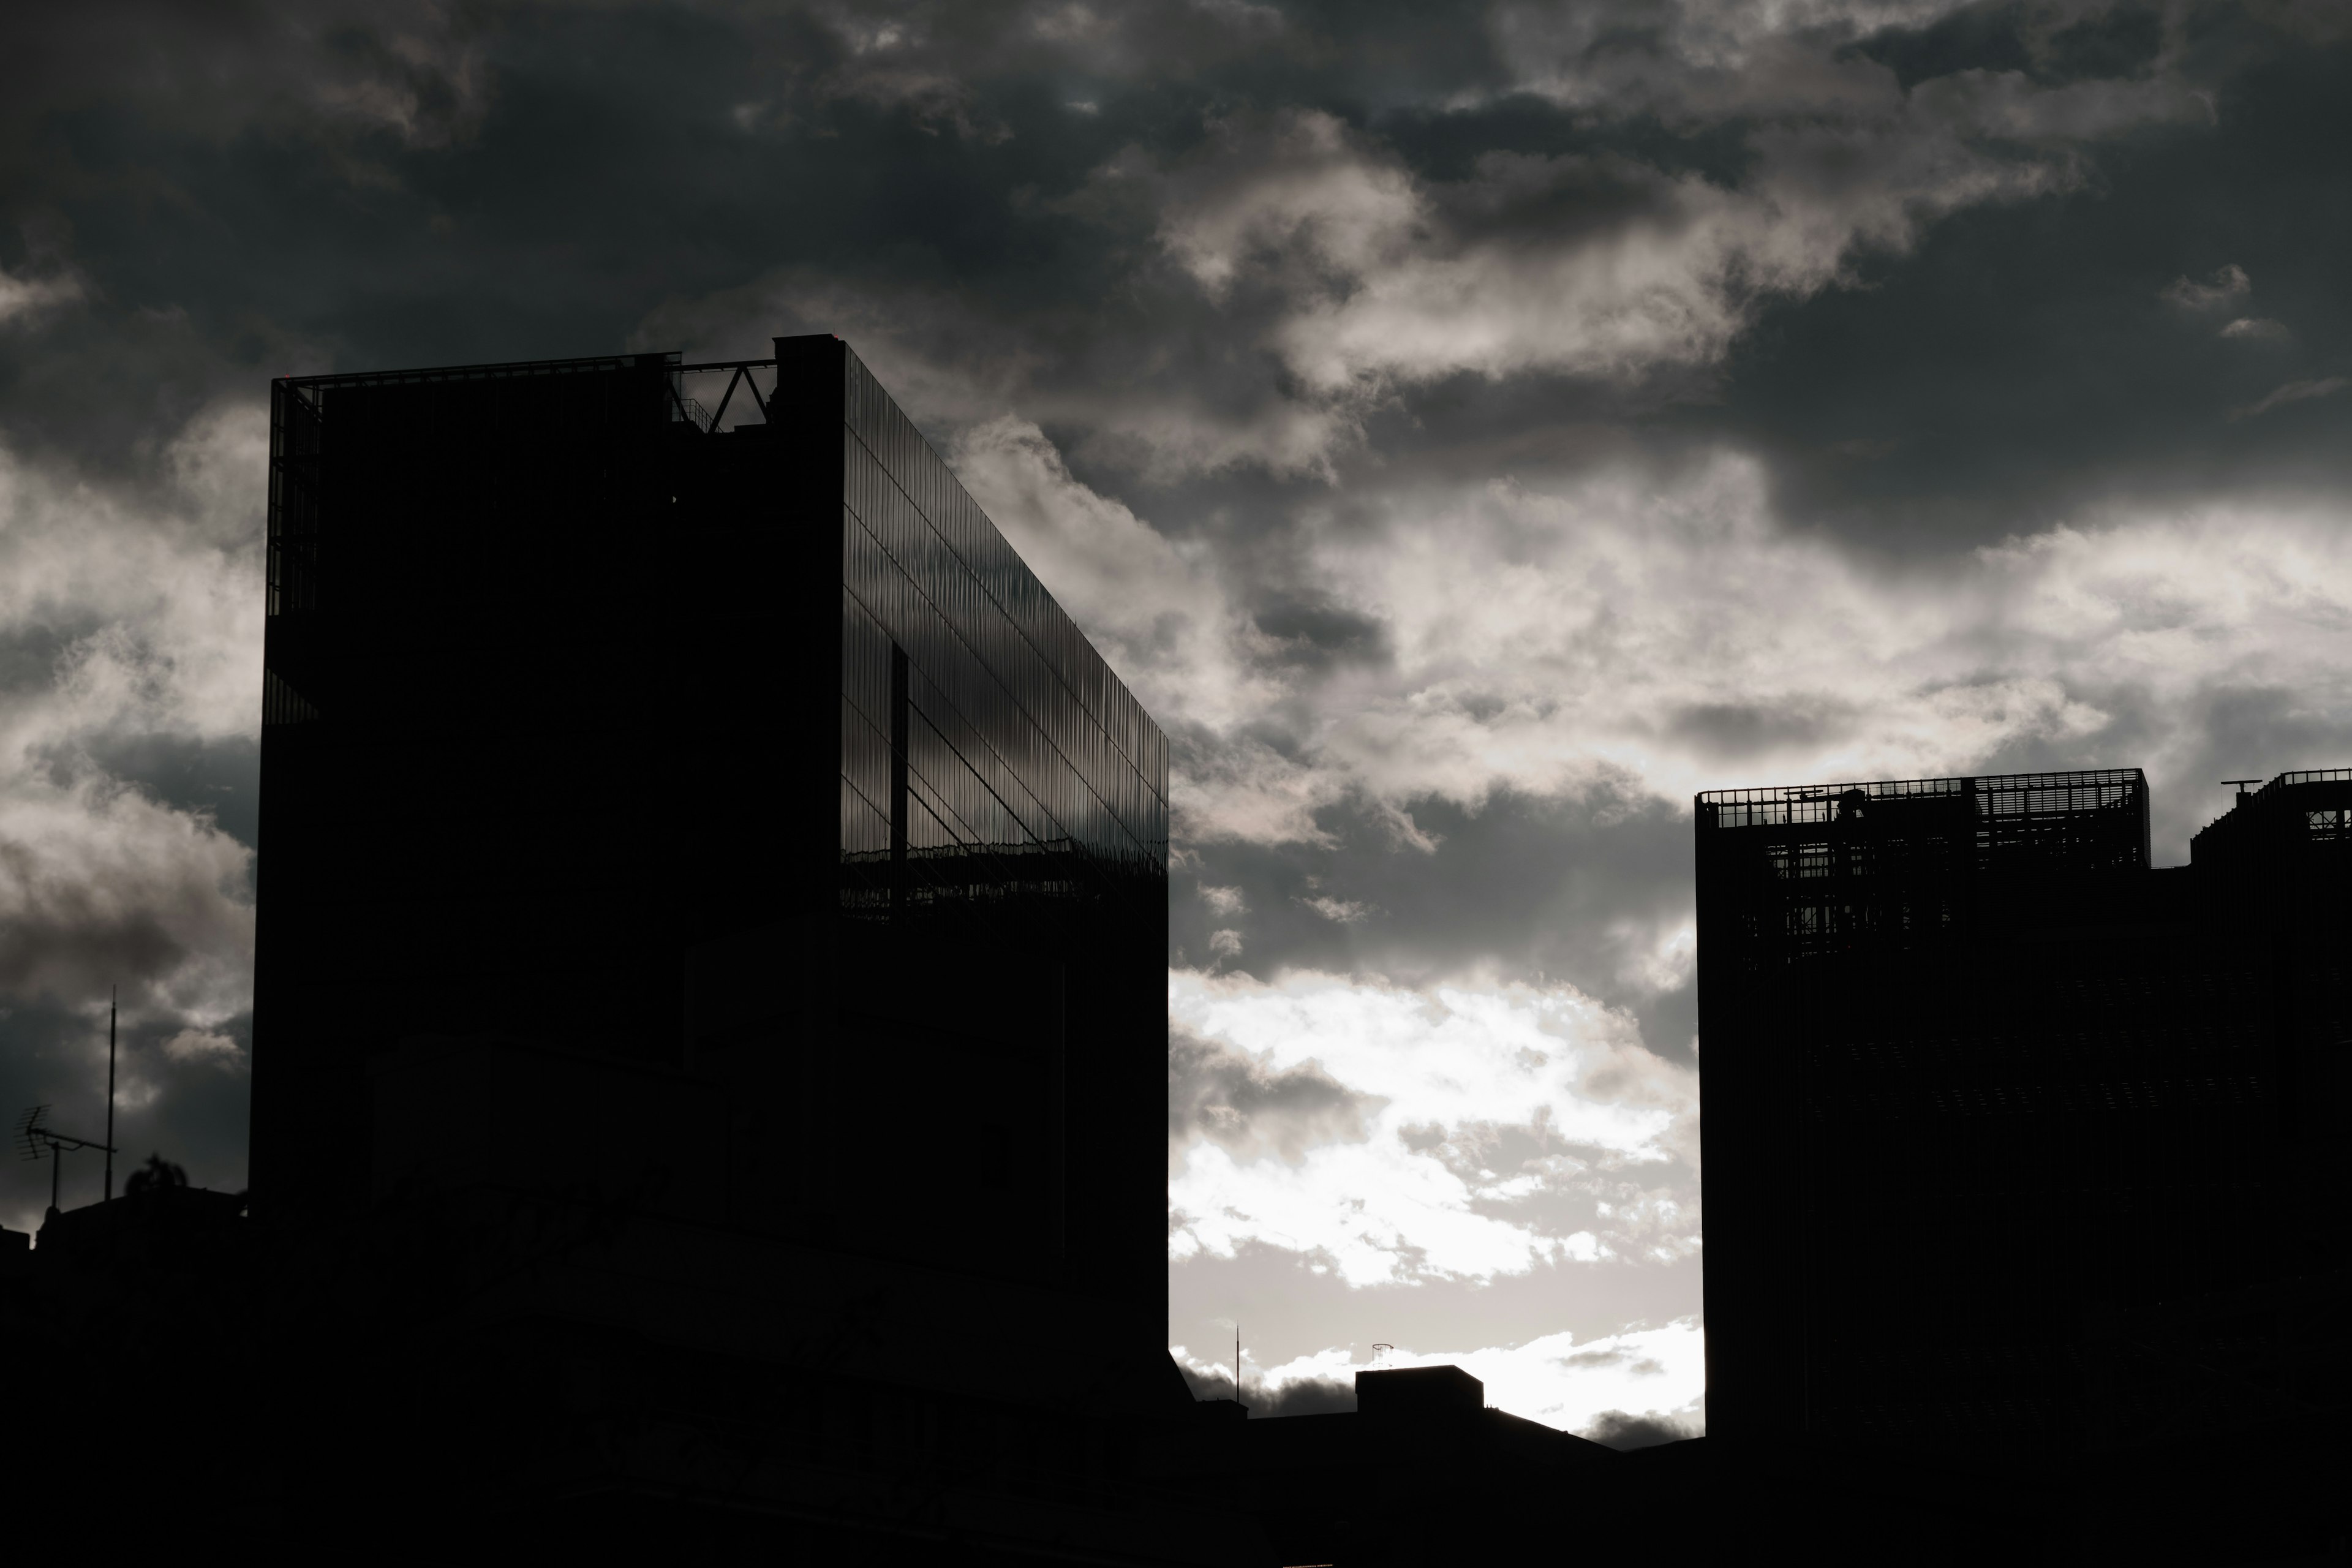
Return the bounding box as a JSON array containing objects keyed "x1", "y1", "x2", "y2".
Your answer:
[{"x1": 104, "y1": 987, "x2": 116, "y2": 1202}]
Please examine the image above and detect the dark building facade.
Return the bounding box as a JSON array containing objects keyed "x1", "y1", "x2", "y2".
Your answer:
[
  {"x1": 247, "y1": 339, "x2": 1199, "y2": 1551},
  {"x1": 1695, "y1": 767, "x2": 2351, "y2": 1454}
]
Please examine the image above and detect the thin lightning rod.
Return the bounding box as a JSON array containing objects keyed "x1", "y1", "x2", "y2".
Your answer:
[{"x1": 104, "y1": 987, "x2": 116, "y2": 1203}]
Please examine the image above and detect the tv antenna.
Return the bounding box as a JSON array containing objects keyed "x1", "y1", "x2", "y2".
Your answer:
[{"x1": 14, "y1": 1105, "x2": 116, "y2": 1218}]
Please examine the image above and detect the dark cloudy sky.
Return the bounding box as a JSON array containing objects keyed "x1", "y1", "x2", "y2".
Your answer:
[{"x1": 3, "y1": 0, "x2": 2348, "y2": 1438}]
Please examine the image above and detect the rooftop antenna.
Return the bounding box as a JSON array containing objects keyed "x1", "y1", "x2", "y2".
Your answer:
[
  {"x1": 2223, "y1": 778, "x2": 2261, "y2": 801},
  {"x1": 1372, "y1": 1343, "x2": 1393, "y2": 1365},
  {"x1": 15, "y1": 1104, "x2": 116, "y2": 1219},
  {"x1": 15, "y1": 1106, "x2": 58, "y2": 1214},
  {"x1": 12, "y1": 1106, "x2": 46, "y2": 1164},
  {"x1": 104, "y1": 987, "x2": 116, "y2": 1203}
]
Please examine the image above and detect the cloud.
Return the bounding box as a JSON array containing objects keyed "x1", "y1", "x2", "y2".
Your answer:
[
  {"x1": 2228, "y1": 375, "x2": 2348, "y2": 422},
  {"x1": 2162, "y1": 263, "x2": 2252, "y2": 309},
  {"x1": 948, "y1": 415, "x2": 1273, "y2": 731},
  {"x1": 813, "y1": 23, "x2": 1003, "y2": 140},
  {"x1": 1169, "y1": 1021, "x2": 1378, "y2": 1166},
  {"x1": 1199, "y1": 884, "x2": 1246, "y2": 916},
  {"x1": 0, "y1": 0, "x2": 491, "y2": 170},
  {"x1": 1167, "y1": 969, "x2": 1696, "y2": 1286},
  {"x1": 2218, "y1": 317, "x2": 2290, "y2": 342},
  {"x1": 0, "y1": 777, "x2": 252, "y2": 1015},
  {"x1": 1065, "y1": 53, "x2": 2200, "y2": 458},
  {"x1": 1117, "y1": 450, "x2": 2352, "y2": 862},
  {"x1": 0, "y1": 405, "x2": 263, "y2": 1047},
  {"x1": 943, "y1": 431, "x2": 2124, "y2": 853},
  {"x1": 1298, "y1": 456, "x2": 2116, "y2": 812},
  {"x1": 0, "y1": 265, "x2": 82, "y2": 329},
  {"x1": 1140, "y1": 110, "x2": 1421, "y2": 304},
  {"x1": 1169, "y1": 737, "x2": 1348, "y2": 849},
  {"x1": 2242, "y1": 0, "x2": 2352, "y2": 44},
  {"x1": 1298, "y1": 894, "x2": 1371, "y2": 924},
  {"x1": 161, "y1": 1027, "x2": 243, "y2": 1068},
  {"x1": 1411, "y1": 1321, "x2": 1706, "y2": 1436},
  {"x1": 1613, "y1": 919, "x2": 1696, "y2": 998},
  {"x1": 1169, "y1": 787, "x2": 1707, "y2": 1080}
]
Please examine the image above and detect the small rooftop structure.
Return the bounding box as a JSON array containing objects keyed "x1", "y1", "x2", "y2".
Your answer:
[{"x1": 1355, "y1": 1363, "x2": 1486, "y2": 1420}]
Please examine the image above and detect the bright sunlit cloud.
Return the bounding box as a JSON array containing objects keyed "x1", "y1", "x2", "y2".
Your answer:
[{"x1": 1168, "y1": 968, "x2": 1698, "y2": 1286}]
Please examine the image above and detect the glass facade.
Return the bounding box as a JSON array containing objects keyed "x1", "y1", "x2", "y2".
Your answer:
[
  {"x1": 255, "y1": 339, "x2": 1170, "y2": 1329},
  {"x1": 836, "y1": 347, "x2": 1167, "y2": 922}
]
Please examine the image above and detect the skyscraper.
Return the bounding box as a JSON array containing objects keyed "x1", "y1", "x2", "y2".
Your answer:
[
  {"x1": 1694, "y1": 766, "x2": 2349, "y2": 1451},
  {"x1": 251, "y1": 339, "x2": 1193, "y2": 1547}
]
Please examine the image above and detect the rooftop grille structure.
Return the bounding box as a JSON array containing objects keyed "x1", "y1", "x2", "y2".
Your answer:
[{"x1": 1695, "y1": 766, "x2": 2350, "y2": 1454}]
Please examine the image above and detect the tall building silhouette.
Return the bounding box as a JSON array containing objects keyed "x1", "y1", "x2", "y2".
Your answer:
[
  {"x1": 1695, "y1": 766, "x2": 2351, "y2": 1452},
  {"x1": 249, "y1": 338, "x2": 1197, "y2": 1550}
]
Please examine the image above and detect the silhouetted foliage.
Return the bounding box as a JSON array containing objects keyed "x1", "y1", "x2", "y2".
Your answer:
[{"x1": 124, "y1": 1153, "x2": 189, "y2": 1195}]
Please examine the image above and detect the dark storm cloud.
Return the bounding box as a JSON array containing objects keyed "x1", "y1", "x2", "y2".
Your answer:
[
  {"x1": 1849, "y1": 0, "x2": 2165, "y2": 90},
  {"x1": 1169, "y1": 1021, "x2": 1378, "y2": 1163},
  {"x1": 56, "y1": 733, "x2": 260, "y2": 854},
  {"x1": 1585, "y1": 1407, "x2": 1697, "y2": 1449},
  {"x1": 1709, "y1": 10, "x2": 2352, "y2": 548},
  {"x1": 1, "y1": 0, "x2": 2333, "y2": 883},
  {"x1": 0, "y1": 812, "x2": 244, "y2": 1001},
  {"x1": 1177, "y1": 1361, "x2": 1357, "y2": 1417},
  {"x1": 1175, "y1": 787, "x2": 1697, "y2": 1054},
  {"x1": 1252, "y1": 592, "x2": 1391, "y2": 673},
  {"x1": 1667, "y1": 700, "x2": 1860, "y2": 767},
  {"x1": 10, "y1": 0, "x2": 2333, "y2": 531}
]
